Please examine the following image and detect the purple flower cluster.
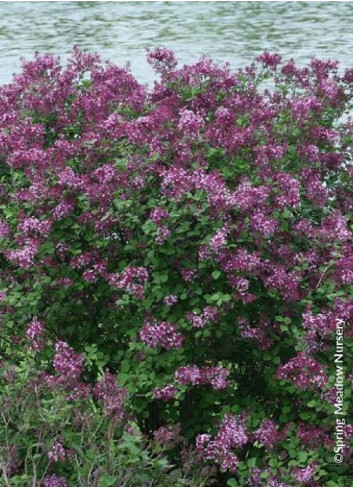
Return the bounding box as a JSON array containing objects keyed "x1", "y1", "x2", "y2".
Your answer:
[
  {"x1": 5, "y1": 238, "x2": 39, "y2": 269},
  {"x1": 302, "y1": 309, "x2": 338, "y2": 351},
  {"x1": 153, "y1": 424, "x2": 183, "y2": 447},
  {"x1": 209, "y1": 228, "x2": 228, "y2": 251},
  {"x1": 186, "y1": 306, "x2": 218, "y2": 328},
  {"x1": 25, "y1": 318, "x2": 45, "y2": 351},
  {"x1": 180, "y1": 268, "x2": 198, "y2": 282},
  {"x1": 93, "y1": 372, "x2": 127, "y2": 420},
  {"x1": 256, "y1": 51, "x2": 282, "y2": 68},
  {"x1": 140, "y1": 321, "x2": 184, "y2": 350},
  {"x1": 163, "y1": 294, "x2": 178, "y2": 306},
  {"x1": 263, "y1": 264, "x2": 301, "y2": 302},
  {"x1": 178, "y1": 108, "x2": 204, "y2": 140},
  {"x1": 44, "y1": 344, "x2": 89, "y2": 399},
  {"x1": 250, "y1": 211, "x2": 277, "y2": 237},
  {"x1": 18, "y1": 217, "x2": 52, "y2": 237},
  {"x1": 292, "y1": 462, "x2": 317, "y2": 485},
  {"x1": 0, "y1": 220, "x2": 10, "y2": 238},
  {"x1": 25, "y1": 318, "x2": 44, "y2": 339},
  {"x1": 53, "y1": 341, "x2": 84, "y2": 382},
  {"x1": 151, "y1": 207, "x2": 172, "y2": 245},
  {"x1": 48, "y1": 440, "x2": 66, "y2": 463},
  {"x1": 175, "y1": 365, "x2": 230, "y2": 390},
  {"x1": 153, "y1": 384, "x2": 179, "y2": 401},
  {"x1": 253, "y1": 419, "x2": 279, "y2": 449},
  {"x1": 238, "y1": 317, "x2": 273, "y2": 350},
  {"x1": 146, "y1": 46, "x2": 178, "y2": 76},
  {"x1": 275, "y1": 172, "x2": 301, "y2": 209},
  {"x1": 196, "y1": 413, "x2": 249, "y2": 474},
  {"x1": 276, "y1": 352, "x2": 328, "y2": 390},
  {"x1": 228, "y1": 276, "x2": 256, "y2": 304},
  {"x1": 321, "y1": 212, "x2": 351, "y2": 242},
  {"x1": 42, "y1": 474, "x2": 68, "y2": 487},
  {"x1": 296, "y1": 422, "x2": 333, "y2": 449},
  {"x1": 155, "y1": 225, "x2": 170, "y2": 244},
  {"x1": 150, "y1": 207, "x2": 170, "y2": 223},
  {"x1": 108, "y1": 266, "x2": 149, "y2": 299}
]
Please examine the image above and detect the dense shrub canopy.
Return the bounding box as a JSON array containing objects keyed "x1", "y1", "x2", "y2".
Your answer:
[{"x1": 1, "y1": 48, "x2": 353, "y2": 486}]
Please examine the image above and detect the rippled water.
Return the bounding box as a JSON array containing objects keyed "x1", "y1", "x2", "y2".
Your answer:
[{"x1": 1, "y1": 1, "x2": 353, "y2": 84}]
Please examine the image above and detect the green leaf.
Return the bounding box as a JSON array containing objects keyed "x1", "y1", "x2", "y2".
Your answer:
[
  {"x1": 98, "y1": 475, "x2": 118, "y2": 486},
  {"x1": 227, "y1": 478, "x2": 238, "y2": 486}
]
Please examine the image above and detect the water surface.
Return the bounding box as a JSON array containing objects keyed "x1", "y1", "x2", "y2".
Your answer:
[{"x1": 0, "y1": 1, "x2": 353, "y2": 84}]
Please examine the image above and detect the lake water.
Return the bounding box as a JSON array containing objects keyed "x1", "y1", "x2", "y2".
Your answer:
[{"x1": 1, "y1": 1, "x2": 353, "y2": 85}]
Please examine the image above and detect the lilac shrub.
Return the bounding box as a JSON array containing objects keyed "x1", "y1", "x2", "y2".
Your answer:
[{"x1": 1, "y1": 47, "x2": 353, "y2": 485}]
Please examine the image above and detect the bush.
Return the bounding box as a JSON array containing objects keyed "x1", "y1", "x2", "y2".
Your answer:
[
  {"x1": 0, "y1": 354, "x2": 202, "y2": 487},
  {"x1": 0, "y1": 47, "x2": 353, "y2": 486}
]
